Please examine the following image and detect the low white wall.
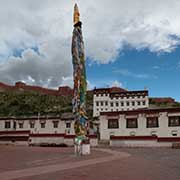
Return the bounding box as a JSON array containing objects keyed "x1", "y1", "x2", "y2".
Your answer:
[
  {"x1": 64, "y1": 138, "x2": 74, "y2": 146},
  {"x1": 110, "y1": 140, "x2": 172, "y2": 147},
  {"x1": 29, "y1": 137, "x2": 64, "y2": 145}
]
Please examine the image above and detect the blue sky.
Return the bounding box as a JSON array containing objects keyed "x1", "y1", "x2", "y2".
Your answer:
[{"x1": 86, "y1": 47, "x2": 180, "y2": 101}]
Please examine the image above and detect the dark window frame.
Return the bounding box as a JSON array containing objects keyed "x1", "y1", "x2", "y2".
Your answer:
[
  {"x1": 41, "y1": 123, "x2": 46, "y2": 128},
  {"x1": 146, "y1": 117, "x2": 159, "y2": 128},
  {"x1": 13, "y1": 121, "x2": 16, "y2": 129},
  {"x1": 66, "y1": 122, "x2": 71, "y2": 128},
  {"x1": 30, "y1": 123, "x2": 35, "y2": 129},
  {"x1": 168, "y1": 116, "x2": 180, "y2": 127},
  {"x1": 126, "y1": 118, "x2": 138, "y2": 128},
  {"x1": 108, "y1": 119, "x2": 119, "y2": 129},
  {"x1": 5, "y1": 121, "x2": 11, "y2": 129},
  {"x1": 53, "y1": 121, "x2": 59, "y2": 128},
  {"x1": 19, "y1": 123, "x2": 24, "y2": 129}
]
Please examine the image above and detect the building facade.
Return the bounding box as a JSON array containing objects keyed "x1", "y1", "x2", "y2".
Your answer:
[
  {"x1": 93, "y1": 87, "x2": 149, "y2": 117},
  {"x1": 0, "y1": 116, "x2": 98, "y2": 146},
  {"x1": 0, "y1": 116, "x2": 74, "y2": 134},
  {"x1": 100, "y1": 108, "x2": 180, "y2": 147}
]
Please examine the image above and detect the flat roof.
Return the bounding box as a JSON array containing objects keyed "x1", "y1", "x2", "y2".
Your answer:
[{"x1": 100, "y1": 107, "x2": 180, "y2": 116}]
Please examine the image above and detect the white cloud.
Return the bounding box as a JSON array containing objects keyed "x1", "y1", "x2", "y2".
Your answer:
[
  {"x1": 110, "y1": 80, "x2": 123, "y2": 88},
  {"x1": 114, "y1": 69, "x2": 157, "y2": 79},
  {"x1": 60, "y1": 76, "x2": 73, "y2": 88},
  {"x1": 0, "y1": 0, "x2": 180, "y2": 87}
]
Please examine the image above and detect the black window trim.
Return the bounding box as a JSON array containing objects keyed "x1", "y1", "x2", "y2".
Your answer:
[
  {"x1": 126, "y1": 118, "x2": 138, "y2": 128},
  {"x1": 146, "y1": 117, "x2": 159, "y2": 128},
  {"x1": 108, "y1": 119, "x2": 119, "y2": 129}
]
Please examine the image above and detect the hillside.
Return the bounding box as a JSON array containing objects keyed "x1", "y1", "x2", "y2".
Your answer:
[
  {"x1": 0, "y1": 91, "x2": 72, "y2": 117},
  {"x1": 0, "y1": 86, "x2": 93, "y2": 119}
]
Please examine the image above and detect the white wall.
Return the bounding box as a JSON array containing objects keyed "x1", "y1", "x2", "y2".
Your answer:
[
  {"x1": 100, "y1": 112, "x2": 180, "y2": 140},
  {"x1": 29, "y1": 137, "x2": 64, "y2": 145},
  {"x1": 93, "y1": 93, "x2": 149, "y2": 117},
  {"x1": 0, "y1": 119, "x2": 75, "y2": 135},
  {"x1": 110, "y1": 140, "x2": 172, "y2": 147}
]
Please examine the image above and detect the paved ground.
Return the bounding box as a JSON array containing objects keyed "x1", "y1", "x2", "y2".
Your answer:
[{"x1": 0, "y1": 145, "x2": 180, "y2": 180}]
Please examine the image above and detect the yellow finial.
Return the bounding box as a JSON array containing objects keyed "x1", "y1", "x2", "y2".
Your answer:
[{"x1": 73, "y1": 3, "x2": 80, "y2": 25}]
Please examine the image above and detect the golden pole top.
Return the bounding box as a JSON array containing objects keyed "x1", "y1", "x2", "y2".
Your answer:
[{"x1": 73, "y1": 3, "x2": 80, "y2": 25}]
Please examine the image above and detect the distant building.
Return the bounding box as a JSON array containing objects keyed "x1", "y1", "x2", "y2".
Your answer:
[
  {"x1": 93, "y1": 87, "x2": 149, "y2": 117},
  {"x1": 0, "y1": 81, "x2": 73, "y2": 97},
  {"x1": 150, "y1": 97, "x2": 175, "y2": 104}
]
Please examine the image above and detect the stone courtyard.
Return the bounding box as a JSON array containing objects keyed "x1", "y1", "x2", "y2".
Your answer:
[{"x1": 0, "y1": 145, "x2": 180, "y2": 180}]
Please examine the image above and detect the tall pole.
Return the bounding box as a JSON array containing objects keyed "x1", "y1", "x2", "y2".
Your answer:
[{"x1": 72, "y1": 4, "x2": 88, "y2": 141}]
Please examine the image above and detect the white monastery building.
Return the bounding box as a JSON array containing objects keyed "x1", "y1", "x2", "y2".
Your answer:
[
  {"x1": 93, "y1": 87, "x2": 149, "y2": 117},
  {"x1": 93, "y1": 87, "x2": 180, "y2": 147}
]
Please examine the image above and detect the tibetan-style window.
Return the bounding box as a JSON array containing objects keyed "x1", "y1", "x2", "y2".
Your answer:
[
  {"x1": 53, "y1": 121, "x2": 59, "y2": 128},
  {"x1": 110, "y1": 102, "x2": 113, "y2": 107},
  {"x1": 108, "y1": 119, "x2": 119, "y2": 129},
  {"x1": 101, "y1": 102, "x2": 103, "y2": 106},
  {"x1": 96, "y1": 102, "x2": 99, "y2": 106},
  {"x1": 29, "y1": 120, "x2": 35, "y2": 128},
  {"x1": 5, "y1": 121, "x2": 11, "y2": 129},
  {"x1": 116, "y1": 102, "x2": 119, "y2": 107},
  {"x1": 19, "y1": 123, "x2": 23, "y2": 129},
  {"x1": 105, "y1": 101, "x2": 108, "y2": 106},
  {"x1": 30, "y1": 123, "x2": 35, "y2": 128},
  {"x1": 13, "y1": 121, "x2": 16, "y2": 129},
  {"x1": 147, "y1": 117, "x2": 159, "y2": 128},
  {"x1": 126, "y1": 118, "x2": 138, "y2": 128},
  {"x1": 41, "y1": 122, "x2": 46, "y2": 128},
  {"x1": 66, "y1": 122, "x2": 71, "y2": 128},
  {"x1": 168, "y1": 116, "x2": 180, "y2": 127}
]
